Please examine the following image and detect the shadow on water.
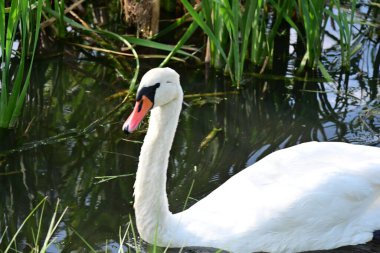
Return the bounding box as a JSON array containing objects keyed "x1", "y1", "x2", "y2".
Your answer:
[{"x1": 0, "y1": 38, "x2": 379, "y2": 253}]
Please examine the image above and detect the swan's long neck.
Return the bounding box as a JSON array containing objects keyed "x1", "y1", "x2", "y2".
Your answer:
[{"x1": 133, "y1": 95, "x2": 182, "y2": 243}]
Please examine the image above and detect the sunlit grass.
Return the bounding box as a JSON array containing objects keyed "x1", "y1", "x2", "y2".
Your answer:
[
  {"x1": 326, "y1": 0, "x2": 361, "y2": 72},
  {"x1": 0, "y1": 0, "x2": 43, "y2": 129},
  {"x1": 2, "y1": 197, "x2": 128, "y2": 252},
  {"x1": 2, "y1": 198, "x2": 191, "y2": 253},
  {"x1": 173, "y1": 0, "x2": 335, "y2": 85},
  {"x1": 0, "y1": 0, "x2": 371, "y2": 93},
  {"x1": 36, "y1": 0, "x2": 373, "y2": 87},
  {"x1": 1, "y1": 197, "x2": 67, "y2": 253},
  {"x1": 297, "y1": 0, "x2": 325, "y2": 71},
  {"x1": 43, "y1": 4, "x2": 200, "y2": 91}
]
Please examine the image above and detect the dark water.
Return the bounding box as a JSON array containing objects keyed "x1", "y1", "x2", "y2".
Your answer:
[
  {"x1": 0, "y1": 55, "x2": 379, "y2": 252},
  {"x1": 1, "y1": 12, "x2": 380, "y2": 253}
]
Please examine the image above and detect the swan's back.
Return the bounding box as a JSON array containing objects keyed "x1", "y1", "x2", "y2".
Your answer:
[{"x1": 170, "y1": 142, "x2": 380, "y2": 253}]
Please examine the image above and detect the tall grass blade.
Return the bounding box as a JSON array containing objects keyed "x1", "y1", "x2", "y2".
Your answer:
[
  {"x1": 240, "y1": 1, "x2": 255, "y2": 75},
  {"x1": 0, "y1": 0, "x2": 43, "y2": 128},
  {"x1": 4, "y1": 0, "x2": 28, "y2": 126},
  {"x1": 326, "y1": 0, "x2": 358, "y2": 71},
  {"x1": 0, "y1": 0, "x2": 7, "y2": 121},
  {"x1": 160, "y1": 21, "x2": 199, "y2": 67},
  {"x1": 125, "y1": 36, "x2": 197, "y2": 59},
  {"x1": 4, "y1": 197, "x2": 47, "y2": 253},
  {"x1": 0, "y1": 0, "x2": 19, "y2": 126},
  {"x1": 34, "y1": 197, "x2": 47, "y2": 251},
  {"x1": 250, "y1": 0, "x2": 267, "y2": 67},
  {"x1": 230, "y1": 0, "x2": 240, "y2": 85},
  {"x1": 128, "y1": 214, "x2": 139, "y2": 253},
  {"x1": 118, "y1": 224, "x2": 130, "y2": 253},
  {"x1": 3, "y1": 0, "x2": 19, "y2": 90},
  {"x1": 54, "y1": 0, "x2": 66, "y2": 37},
  {"x1": 10, "y1": 0, "x2": 43, "y2": 126},
  {"x1": 318, "y1": 61, "x2": 334, "y2": 82},
  {"x1": 43, "y1": 6, "x2": 140, "y2": 90},
  {"x1": 70, "y1": 227, "x2": 97, "y2": 253},
  {"x1": 298, "y1": 0, "x2": 325, "y2": 70},
  {"x1": 41, "y1": 200, "x2": 68, "y2": 251},
  {"x1": 43, "y1": 6, "x2": 199, "y2": 89},
  {"x1": 153, "y1": 10, "x2": 195, "y2": 40},
  {"x1": 180, "y1": 0, "x2": 233, "y2": 81},
  {"x1": 269, "y1": 0, "x2": 304, "y2": 43},
  {"x1": 183, "y1": 179, "x2": 195, "y2": 211},
  {"x1": 0, "y1": 226, "x2": 8, "y2": 244}
]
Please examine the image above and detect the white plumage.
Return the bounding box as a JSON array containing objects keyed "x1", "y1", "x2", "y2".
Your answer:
[{"x1": 122, "y1": 67, "x2": 380, "y2": 253}]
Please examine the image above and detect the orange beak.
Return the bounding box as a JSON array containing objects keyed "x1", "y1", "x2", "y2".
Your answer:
[{"x1": 122, "y1": 95, "x2": 154, "y2": 134}]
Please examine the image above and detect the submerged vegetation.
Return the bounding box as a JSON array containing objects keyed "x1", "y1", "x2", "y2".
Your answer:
[{"x1": 0, "y1": 0, "x2": 379, "y2": 252}]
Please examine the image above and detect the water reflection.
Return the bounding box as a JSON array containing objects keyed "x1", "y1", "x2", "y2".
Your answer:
[{"x1": 0, "y1": 54, "x2": 379, "y2": 252}]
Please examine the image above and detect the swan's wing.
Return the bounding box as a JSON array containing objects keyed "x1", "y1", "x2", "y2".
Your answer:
[
  {"x1": 177, "y1": 142, "x2": 380, "y2": 237},
  {"x1": 172, "y1": 142, "x2": 380, "y2": 252}
]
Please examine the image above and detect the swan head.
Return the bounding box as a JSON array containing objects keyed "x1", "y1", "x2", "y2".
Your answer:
[{"x1": 122, "y1": 67, "x2": 182, "y2": 134}]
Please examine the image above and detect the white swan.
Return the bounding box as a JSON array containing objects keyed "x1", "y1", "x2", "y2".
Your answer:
[{"x1": 122, "y1": 67, "x2": 380, "y2": 253}]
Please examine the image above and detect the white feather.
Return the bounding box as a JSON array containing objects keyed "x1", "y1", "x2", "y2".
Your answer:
[{"x1": 129, "y1": 68, "x2": 380, "y2": 253}]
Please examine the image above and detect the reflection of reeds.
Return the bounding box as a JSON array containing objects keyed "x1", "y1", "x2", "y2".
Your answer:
[{"x1": 0, "y1": 0, "x2": 43, "y2": 129}]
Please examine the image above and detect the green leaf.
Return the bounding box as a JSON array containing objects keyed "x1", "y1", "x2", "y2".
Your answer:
[
  {"x1": 5, "y1": 0, "x2": 28, "y2": 125},
  {"x1": 0, "y1": 0, "x2": 7, "y2": 124},
  {"x1": 125, "y1": 36, "x2": 195, "y2": 58},
  {"x1": 160, "y1": 21, "x2": 199, "y2": 67},
  {"x1": 180, "y1": 0, "x2": 233, "y2": 80},
  {"x1": 318, "y1": 61, "x2": 334, "y2": 82},
  {"x1": 42, "y1": 7, "x2": 140, "y2": 90},
  {"x1": 10, "y1": 0, "x2": 44, "y2": 126}
]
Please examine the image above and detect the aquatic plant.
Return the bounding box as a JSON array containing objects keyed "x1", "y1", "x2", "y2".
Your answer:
[
  {"x1": 0, "y1": 198, "x2": 67, "y2": 253},
  {"x1": 172, "y1": 0, "x2": 330, "y2": 85},
  {"x1": 297, "y1": 0, "x2": 325, "y2": 71},
  {"x1": 326, "y1": 0, "x2": 360, "y2": 72},
  {"x1": 37, "y1": 0, "x2": 372, "y2": 86},
  {"x1": 42, "y1": 2, "x2": 200, "y2": 91},
  {"x1": 0, "y1": 0, "x2": 43, "y2": 129}
]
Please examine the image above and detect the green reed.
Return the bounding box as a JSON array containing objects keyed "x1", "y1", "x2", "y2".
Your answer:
[
  {"x1": 297, "y1": 0, "x2": 325, "y2": 71},
  {"x1": 179, "y1": 0, "x2": 230, "y2": 71},
  {"x1": 43, "y1": 3, "x2": 201, "y2": 91},
  {"x1": 178, "y1": 0, "x2": 264, "y2": 86},
  {"x1": 1, "y1": 198, "x2": 67, "y2": 253},
  {"x1": 0, "y1": 0, "x2": 43, "y2": 129},
  {"x1": 175, "y1": 0, "x2": 329, "y2": 85},
  {"x1": 43, "y1": 0, "x2": 66, "y2": 38},
  {"x1": 1, "y1": 197, "x2": 163, "y2": 252},
  {"x1": 179, "y1": 0, "x2": 258, "y2": 85},
  {"x1": 326, "y1": 0, "x2": 360, "y2": 72},
  {"x1": 38, "y1": 0, "x2": 345, "y2": 86}
]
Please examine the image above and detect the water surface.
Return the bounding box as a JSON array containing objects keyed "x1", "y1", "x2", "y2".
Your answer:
[{"x1": 0, "y1": 35, "x2": 379, "y2": 253}]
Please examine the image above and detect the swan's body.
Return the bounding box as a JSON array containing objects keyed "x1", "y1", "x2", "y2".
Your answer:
[{"x1": 123, "y1": 68, "x2": 380, "y2": 253}]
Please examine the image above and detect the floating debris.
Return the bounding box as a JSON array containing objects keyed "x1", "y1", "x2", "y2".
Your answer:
[{"x1": 198, "y1": 127, "x2": 222, "y2": 151}]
